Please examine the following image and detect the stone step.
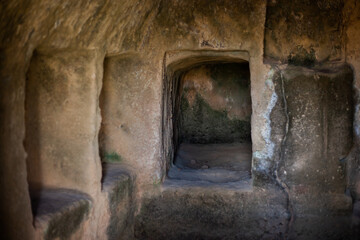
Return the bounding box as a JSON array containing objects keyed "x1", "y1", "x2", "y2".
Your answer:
[
  {"x1": 31, "y1": 189, "x2": 91, "y2": 240},
  {"x1": 168, "y1": 166, "x2": 250, "y2": 183},
  {"x1": 135, "y1": 184, "x2": 288, "y2": 240}
]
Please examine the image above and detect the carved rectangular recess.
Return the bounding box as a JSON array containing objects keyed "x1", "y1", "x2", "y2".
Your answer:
[{"x1": 162, "y1": 50, "x2": 252, "y2": 185}]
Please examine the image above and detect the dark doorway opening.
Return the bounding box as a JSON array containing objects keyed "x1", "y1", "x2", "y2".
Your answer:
[{"x1": 168, "y1": 62, "x2": 252, "y2": 183}]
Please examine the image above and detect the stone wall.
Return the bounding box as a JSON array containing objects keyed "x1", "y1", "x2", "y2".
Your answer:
[
  {"x1": 178, "y1": 63, "x2": 251, "y2": 144},
  {"x1": 344, "y1": 0, "x2": 360, "y2": 201},
  {"x1": 265, "y1": 0, "x2": 345, "y2": 63},
  {"x1": 25, "y1": 49, "x2": 103, "y2": 195},
  {"x1": 0, "y1": 0, "x2": 359, "y2": 239}
]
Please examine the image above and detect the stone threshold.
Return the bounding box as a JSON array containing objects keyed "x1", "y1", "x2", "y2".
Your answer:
[{"x1": 163, "y1": 178, "x2": 253, "y2": 191}]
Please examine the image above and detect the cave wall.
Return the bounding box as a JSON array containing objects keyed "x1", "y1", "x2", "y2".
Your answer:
[
  {"x1": 0, "y1": 0, "x2": 359, "y2": 239},
  {"x1": 268, "y1": 64, "x2": 355, "y2": 238},
  {"x1": 265, "y1": 0, "x2": 345, "y2": 63},
  {"x1": 344, "y1": 0, "x2": 360, "y2": 201},
  {"x1": 99, "y1": 53, "x2": 163, "y2": 180},
  {"x1": 25, "y1": 49, "x2": 103, "y2": 195},
  {"x1": 275, "y1": 65, "x2": 353, "y2": 193},
  {"x1": 97, "y1": 0, "x2": 269, "y2": 185},
  {"x1": 178, "y1": 63, "x2": 251, "y2": 144}
]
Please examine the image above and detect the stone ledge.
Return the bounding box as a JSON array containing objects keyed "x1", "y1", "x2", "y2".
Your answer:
[
  {"x1": 101, "y1": 163, "x2": 135, "y2": 239},
  {"x1": 31, "y1": 189, "x2": 91, "y2": 240},
  {"x1": 101, "y1": 163, "x2": 134, "y2": 193},
  {"x1": 135, "y1": 185, "x2": 287, "y2": 239}
]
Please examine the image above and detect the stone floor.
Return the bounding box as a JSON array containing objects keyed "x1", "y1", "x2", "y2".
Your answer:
[{"x1": 168, "y1": 142, "x2": 252, "y2": 184}]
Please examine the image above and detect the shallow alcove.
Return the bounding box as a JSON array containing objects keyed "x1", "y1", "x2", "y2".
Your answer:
[
  {"x1": 23, "y1": 49, "x2": 103, "y2": 237},
  {"x1": 98, "y1": 54, "x2": 139, "y2": 239},
  {"x1": 165, "y1": 59, "x2": 252, "y2": 184}
]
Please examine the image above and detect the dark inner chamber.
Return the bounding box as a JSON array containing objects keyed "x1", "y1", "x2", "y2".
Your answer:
[{"x1": 168, "y1": 62, "x2": 252, "y2": 183}]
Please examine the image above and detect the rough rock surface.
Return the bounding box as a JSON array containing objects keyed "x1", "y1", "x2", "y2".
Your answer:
[
  {"x1": 179, "y1": 63, "x2": 251, "y2": 144},
  {"x1": 102, "y1": 163, "x2": 136, "y2": 240},
  {"x1": 25, "y1": 49, "x2": 103, "y2": 195},
  {"x1": 31, "y1": 189, "x2": 91, "y2": 240},
  {"x1": 265, "y1": 0, "x2": 345, "y2": 63},
  {"x1": 135, "y1": 185, "x2": 288, "y2": 240},
  {"x1": 0, "y1": 0, "x2": 359, "y2": 239}
]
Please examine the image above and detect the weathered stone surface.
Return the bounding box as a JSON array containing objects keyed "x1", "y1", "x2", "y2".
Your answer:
[
  {"x1": 174, "y1": 143, "x2": 251, "y2": 171},
  {"x1": 161, "y1": 50, "x2": 273, "y2": 184},
  {"x1": 265, "y1": 0, "x2": 345, "y2": 63},
  {"x1": 0, "y1": 0, "x2": 359, "y2": 239},
  {"x1": 179, "y1": 63, "x2": 251, "y2": 144},
  {"x1": 31, "y1": 189, "x2": 91, "y2": 240},
  {"x1": 344, "y1": 0, "x2": 360, "y2": 202},
  {"x1": 135, "y1": 185, "x2": 288, "y2": 240},
  {"x1": 170, "y1": 143, "x2": 252, "y2": 183},
  {"x1": 290, "y1": 214, "x2": 352, "y2": 240},
  {"x1": 25, "y1": 49, "x2": 103, "y2": 196},
  {"x1": 99, "y1": 53, "x2": 163, "y2": 185},
  {"x1": 102, "y1": 163, "x2": 136, "y2": 240},
  {"x1": 269, "y1": 64, "x2": 354, "y2": 239},
  {"x1": 273, "y1": 64, "x2": 353, "y2": 193}
]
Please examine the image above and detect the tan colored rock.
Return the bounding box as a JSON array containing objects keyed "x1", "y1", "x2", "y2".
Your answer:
[
  {"x1": 25, "y1": 49, "x2": 103, "y2": 196},
  {"x1": 0, "y1": 0, "x2": 359, "y2": 239}
]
